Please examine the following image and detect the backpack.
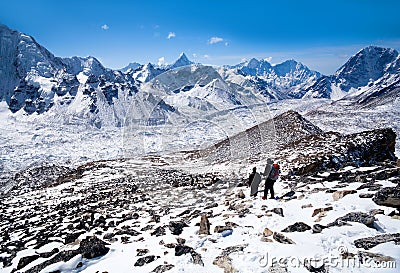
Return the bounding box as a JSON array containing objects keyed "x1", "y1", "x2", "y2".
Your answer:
[{"x1": 269, "y1": 164, "x2": 280, "y2": 180}]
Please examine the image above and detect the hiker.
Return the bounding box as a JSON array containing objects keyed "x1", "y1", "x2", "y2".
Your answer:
[
  {"x1": 249, "y1": 167, "x2": 261, "y2": 197},
  {"x1": 263, "y1": 160, "x2": 280, "y2": 199}
]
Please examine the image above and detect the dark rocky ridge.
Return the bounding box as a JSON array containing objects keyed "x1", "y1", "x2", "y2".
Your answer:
[{"x1": 200, "y1": 110, "x2": 323, "y2": 163}]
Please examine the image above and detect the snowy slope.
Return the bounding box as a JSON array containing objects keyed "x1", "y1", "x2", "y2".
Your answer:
[{"x1": 0, "y1": 122, "x2": 398, "y2": 273}]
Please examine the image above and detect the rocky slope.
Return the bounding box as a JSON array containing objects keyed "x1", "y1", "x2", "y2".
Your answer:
[
  {"x1": 0, "y1": 120, "x2": 398, "y2": 273},
  {"x1": 199, "y1": 110, "x2": 323, "y2": 163}
]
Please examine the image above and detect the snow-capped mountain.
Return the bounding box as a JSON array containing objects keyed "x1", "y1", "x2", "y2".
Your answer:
[
  {"x1": 130, "y1": 63, "x2": 166, "y2": 83},
  {"x1": 227, "y1": 58, "x2": 321, "y2": 99},
  {"x1": 304, "y1": 46, "x2": 400, "y2": 100},
  {"x1": 0, "y1": 24, "x2": 140, "y2": 126},
  {"x1": 1, "y1": 24, "x2": 400, "y2": 130},
  {"x1": 167, "y1": 52, "x2": 194, "y2": 70},
  {"x1": 119, "y1": 62, "x2": 141, "y2": 72}
]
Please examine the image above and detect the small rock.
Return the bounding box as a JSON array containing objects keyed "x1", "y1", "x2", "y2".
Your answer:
[
  {"x1": 260, "y1": 237, "x2": 273, "y2": 243},
  {"x1": 281, "y1": 222, "x2": 311, "y2": 233},
  {"x1": 164, "y1": 243, "x2": 176, "y2": 248},
  {"x1": 270, "y1": 208, "x2": 284, "y2": 217},
  {"x1": 332, "y1": 190, "x2": 357, "y2": 201},
  {"x1": 151, "y1": 226, "x2": 166, "y2": 237},
  {"x1": 137, "y1": 249, "x2": 149, "y2": 256},
  {"x1": 176, "y1": 237, "x2": 186, "y2": 245},
  {"x1": 152, "y1": 264, "x2": 174, "y2": 273},
  {"x1": 190, "y1": 251, "x2": 204, "y2": 266},
  {"x1": 103, "y1": 233, "x2": 115, "y2": 240},
  {"x1": 134, "y1": 255, "x2": 159, "y2": 266},
  {"x1": 301, "y1": 204, "x2": 313, "y2": 209},
  {"x1": 214, "y1": 226, "x2": 232, "y2": 233},
  {"x1": 312, "y1": 224, "x2": 327, "y2": 234},
  {"x1": 225, "y1": 221, "x2": 239, "y2": 228},
  {"x1": 263, "y1": 227, "x2": 273, "y2": 237},
  {"x1": 213, "y1": 255, "x2": 236, "y2": 273},
  {"x1": 369, "y1": 209, "x2": 385, "y2": 216},
  {"x1": 38, "y1": 248, "x2": 59, "y2": 258},
  {"x1": 359, "y1": 193, "x2": 374, "y2": 198},
  {"x1": 213, "y1": 245, "x2": 247, "y2": 273},
  {"x1": 312, "y1": 206, "x2": 333, "y2": 217},
  {"x1": 273, "y1": 232, "x2": 295, "y2": 244},
  {"x1": 237, "y1": 189, "x2": 245, "y2": 199}
]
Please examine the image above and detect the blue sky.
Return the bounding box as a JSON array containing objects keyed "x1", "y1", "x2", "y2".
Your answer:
[{"x1": 1, "y1": 0, "x2": 399, "y2": 74}]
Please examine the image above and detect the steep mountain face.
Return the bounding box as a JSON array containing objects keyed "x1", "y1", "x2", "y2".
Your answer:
[
  {"x1": 304, "y1": 46, "x2": 400, "y2": 100},
  {"x1": 0, "y1": 24, "x2": 64, "y2": 108},
  {"x1": 168, "y1": 52, "x2": 194, "y2": 70},
  {"x1": 228, "y1": 58, "x2": 321, "y2": 99},
  {"x1": 0, "y1": 24, "x2": 140, "y2": 123}
]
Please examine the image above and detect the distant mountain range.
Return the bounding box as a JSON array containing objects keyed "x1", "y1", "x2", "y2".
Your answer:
[{"x1": 0, "y1": 24, "x2": 399, "y2": 127}]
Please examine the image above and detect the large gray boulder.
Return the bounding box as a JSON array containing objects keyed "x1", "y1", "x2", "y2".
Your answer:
[{"x1": 373, "y1": 186, "x2": 400, "y2": 209}]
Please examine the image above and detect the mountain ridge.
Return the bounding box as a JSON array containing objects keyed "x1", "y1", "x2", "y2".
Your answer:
[{"x1": 0, "y1": 24, "x2": 399, "y2": 124}]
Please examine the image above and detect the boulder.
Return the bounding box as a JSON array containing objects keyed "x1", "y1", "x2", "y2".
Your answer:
[
  {"x1": 17, "y1": 255, "x2": 39, "y2": 270},
  {"x1": 79, "y1": 236, "x2": 110, "y2": 259},
  {"x1": 358, "y1": 251, "x2": 395, "y2": 264},
  {"x1": 328, "y1": 212, "x2": 375, "y2": 228},
  {"x1": 199, "y1": 214, "x2": 211, "y2": 235},
  {"x1": 373, "y1": 186, "x2": 400, "y2": 209},
  {"x1": 354, "y1": 233, "x2": 400, "y2": 250},
  {"x1": 175, "y1": 245, "x2": 193, "y2": 256},
  {"x1": 169, "y1": 221, "x2": 188, "y2": 236}
]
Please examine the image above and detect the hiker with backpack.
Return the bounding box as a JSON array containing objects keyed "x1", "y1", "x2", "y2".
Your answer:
[
  {"x1": 262, "y1": 159, "x2": 280, "y2": 199},
  {"x1": 249, "y1": 167, "x2": 261, "y2": 197}
]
